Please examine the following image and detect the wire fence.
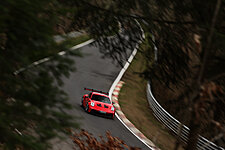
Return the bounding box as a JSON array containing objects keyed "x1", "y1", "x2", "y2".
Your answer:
[{"x1": 146, "y1": 81, "x2": 224, "y2": 150}]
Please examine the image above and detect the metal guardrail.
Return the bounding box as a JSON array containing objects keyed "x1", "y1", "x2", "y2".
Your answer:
[{"x1": 146, "y1": 81, "x2": 224, "y2": 150}]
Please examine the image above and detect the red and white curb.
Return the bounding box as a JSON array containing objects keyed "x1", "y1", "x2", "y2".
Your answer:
[
  {"x1": 112, "y1": 81, "x2": 160, "y2": 150},
  {"x1": 107, "y1": 21, "x2": 159, "y2": 149}
]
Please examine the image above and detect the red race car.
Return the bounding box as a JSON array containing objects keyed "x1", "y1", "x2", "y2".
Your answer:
[{"x1": 81, "y1": 88, "x2": 116, "y2": 119}]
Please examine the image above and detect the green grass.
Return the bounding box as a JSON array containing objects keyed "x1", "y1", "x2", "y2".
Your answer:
[
  {"x1": 58, "y1": 34, "x2": 90, "y2": 49},
  {"x1": 29, "y1": 34, "x2": 91, "y2": 63}
]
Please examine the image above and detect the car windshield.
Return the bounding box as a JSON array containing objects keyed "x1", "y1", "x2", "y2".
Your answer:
[{"x1": 91, "y1": 94, "x2": 111, "y2": 104}]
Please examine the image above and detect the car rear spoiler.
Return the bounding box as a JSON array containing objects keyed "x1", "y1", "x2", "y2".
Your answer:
[{"x1": 84, "y1": 88, "x2": 109, "y2": 95}]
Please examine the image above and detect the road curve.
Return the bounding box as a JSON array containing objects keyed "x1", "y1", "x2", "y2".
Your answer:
[{"x1": 60, "y1": 44, "x2": 149, "y2": 149}]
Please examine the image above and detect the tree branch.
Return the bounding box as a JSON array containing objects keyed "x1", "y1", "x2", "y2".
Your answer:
[
  {"x1": 80, "y1": 0, "x2": 195, "y2": 25},
  {"x1": 197, "y1": 0, "x2": 222, "y2": 84},
  {"x1": 208, "y1": 72, "x2": 225, "y2": 82}
]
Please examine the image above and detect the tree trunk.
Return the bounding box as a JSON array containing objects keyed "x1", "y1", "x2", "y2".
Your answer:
[
  {"x1": 185, "y1": 111, "x2": 201, "y2": 150},
  {"x1": 186, "y1": 0, "x2": 221, "y2": 149},
  {"x1": 174, "y1": 123, "x2": 184, "y2": 150}
]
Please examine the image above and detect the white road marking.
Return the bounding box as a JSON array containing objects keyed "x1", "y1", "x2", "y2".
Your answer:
[
  {"x1": 109, "y1": 21, "x2": 158, "y2": 150},
  {"x1": 14, "y1": 39, "x2": 94, "y2": 75}
]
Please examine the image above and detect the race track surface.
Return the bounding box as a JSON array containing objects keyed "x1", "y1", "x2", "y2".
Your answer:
[{"x1": 59, "y1": 44, "x2": 149, "y2": 149}]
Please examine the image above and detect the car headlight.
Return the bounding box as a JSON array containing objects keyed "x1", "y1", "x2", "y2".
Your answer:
[
  {"x1": 111, "y1": 106, "x2": 115, "y2": 111},
  {"x1": 90, "y1": 102, "x2": 95, "y2": 107}
]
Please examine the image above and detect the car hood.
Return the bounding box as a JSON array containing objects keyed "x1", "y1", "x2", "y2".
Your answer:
[{"x1": 92, "y1": 101, "x2": 113, "y2": 108}]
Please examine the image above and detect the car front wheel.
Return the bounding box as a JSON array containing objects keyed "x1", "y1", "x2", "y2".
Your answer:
[
  {"x1": 85, "y1": 103, "x2": 89, "y2": 112},
  {"x1": 110, "y1": 114, "x2": 114, "y2": 119},
  {"x1": 81, "y1": 98, "x2": 83, "y2": 107}
]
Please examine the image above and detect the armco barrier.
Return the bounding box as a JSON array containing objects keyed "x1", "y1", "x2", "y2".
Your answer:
[{"x1": 146, "y1": 81, "x2": 224, "y2": 150}]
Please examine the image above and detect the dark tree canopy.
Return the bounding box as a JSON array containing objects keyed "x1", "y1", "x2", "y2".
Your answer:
[{"x1": 0, "y1": 0, "x2": 79, "y2": 149}]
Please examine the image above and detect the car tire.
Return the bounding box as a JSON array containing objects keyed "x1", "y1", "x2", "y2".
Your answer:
[
  {"x1": 110, "y1": 114, "x2": 114, "y2": 120},
  {"x1": 85, "y1": 103, "x2": 89, "y2": 112},
  {"x1": 81, "y1": 98, "x2": 83, "y2": 107}
]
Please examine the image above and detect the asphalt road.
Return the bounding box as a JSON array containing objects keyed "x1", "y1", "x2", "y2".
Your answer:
[{"x1": 56, "y1": 44, "x2": 149, "y2": 149}]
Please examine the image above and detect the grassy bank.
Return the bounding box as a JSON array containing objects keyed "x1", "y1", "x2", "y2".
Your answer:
[
  {"x1": 58, "y1": 34, "x2": 90, "y2": 49},
  {"x1": 118, "y1": 49, "x2": 184, "y2": 150}
]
